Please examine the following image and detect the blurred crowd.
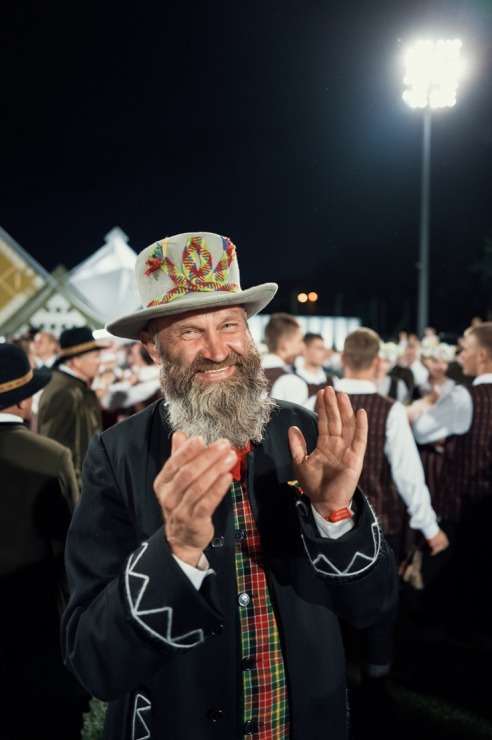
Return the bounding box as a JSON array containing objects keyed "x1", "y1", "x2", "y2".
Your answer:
[{"x1": 1, "y1": 312, "x2": 489, "y2": 737}]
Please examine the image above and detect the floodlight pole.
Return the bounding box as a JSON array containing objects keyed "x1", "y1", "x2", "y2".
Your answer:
[
  {"x1": 403, "y1": 38, "x2": 462, "y2": 337},
  {"x1": 417, "y1": 108, "x2": 432, "y2": 338}
]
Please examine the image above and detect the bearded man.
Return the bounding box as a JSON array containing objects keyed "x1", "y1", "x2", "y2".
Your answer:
[{"x1": 61, "y1": 232, "x2": 397, "y2": 740}]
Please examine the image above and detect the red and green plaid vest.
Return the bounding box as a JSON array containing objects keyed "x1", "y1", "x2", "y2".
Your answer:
[{"x1": 231, "y1": 446, "x2": 290, "y2": 738}]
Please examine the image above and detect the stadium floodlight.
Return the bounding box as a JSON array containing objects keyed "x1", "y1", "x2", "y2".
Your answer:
[
  {"x1": 403, "y1": 38, "x2": 462, "y2": 109},
  {"x1": 402, "y1": 38, "x2": 462, "y2": 337}
]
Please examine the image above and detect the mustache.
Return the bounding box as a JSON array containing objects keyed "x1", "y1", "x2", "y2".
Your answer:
[{"x1": 187, "y1": 350, "x2": 244, "y2": 374}]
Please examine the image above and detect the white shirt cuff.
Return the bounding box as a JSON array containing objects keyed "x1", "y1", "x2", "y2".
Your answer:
[
  {"x1": 312, "y1": 505, "x2": 355, "y2": 539},
  {"x1": 172, "y1": 552, "x2": 215, "y2": 590}
]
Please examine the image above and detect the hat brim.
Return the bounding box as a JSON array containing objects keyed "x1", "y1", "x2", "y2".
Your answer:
[
  {"x1": 54, "y1": 341, "x2": 112, "y2": 366},
  {"x1": 0, "y1": 368, "x2": 52, "y2": 411},
  {"x1": 105, "y1": 283, "x2": 278, "y2": 340}
]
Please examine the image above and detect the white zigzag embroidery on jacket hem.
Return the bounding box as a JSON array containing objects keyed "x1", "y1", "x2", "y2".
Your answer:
[
  {"x1": 125, "y1": 542, "x2": 204, "y2": 649},
  {"x1": 302, "y1": 520, "x2": 381, "y2": 577},
  {"x1": 132, "y1": 694, "x2": 151, "y2": 740}
]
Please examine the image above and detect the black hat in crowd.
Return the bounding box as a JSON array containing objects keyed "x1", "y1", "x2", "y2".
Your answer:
[
  {"x1": 55, "y1": 327, "x2": 110, "y2": 365},
  {"x1": 0, "y1": 343, "x2": 52, "y2": 411}
]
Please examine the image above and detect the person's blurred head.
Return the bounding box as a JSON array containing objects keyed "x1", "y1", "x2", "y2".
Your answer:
[
  {"x1": 57, "y1": 327, "x2": 110, "y2": 383},
  {"x1": 302, "y1": 333, "x2": 326, "y2": 371},
  {"x1": 263, "y1": 313, "x2": 304, "y2": 366},
  {"x1": 377, "y1": 342, "x2": 403, "y2": 380},
  {"x1": 401, "y1": 338, "x2": 421, "y2": 366},
  {"x1": 0, "y1": 343, "x2": 52, "y2": 418},
  {"x1": 343, "y1": 328, "x2": 381, "y2": 371},
  {"x1": 33, "y1": 330, "x2": 59, "y2": 363},
  {"x1": 460, "y1": 322, "x2": 492, "y2": 377},
  {"x1": 342, "y1": 328, "x2": 381, "y2": 380},
  {"x1": 421, "y1": 343, "x2": 456, "y2": 382}
]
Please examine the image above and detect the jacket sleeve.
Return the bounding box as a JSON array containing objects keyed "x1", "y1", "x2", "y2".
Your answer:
[
  {"x1": 295, "y1": 486, "x2": 398, "y2": 630},
  {"x1": 260, "y1": 401, "x2": 398, "y2": 632},
  {"x1": 61, "y1": 435, "x2": 225, "y2": 701}
]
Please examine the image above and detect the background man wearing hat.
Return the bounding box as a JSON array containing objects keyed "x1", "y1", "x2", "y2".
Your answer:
[
  {"x1": 37, "y1": 326, "x2": 109, "y2": 489},
  {"x1": 61, "y1": 232, "x2": 397, "y2": 739},
  {"x1": 0, "y1": 343, "x2": 87, "y2": 739}
]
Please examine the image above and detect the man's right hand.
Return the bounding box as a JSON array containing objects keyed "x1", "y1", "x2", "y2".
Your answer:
[
  {"x1": 153, "y1": 431, "x2": 237, "y2": 567},
  {"x1": 427, "y1": 528, "x2": 449, "y2": 556}
]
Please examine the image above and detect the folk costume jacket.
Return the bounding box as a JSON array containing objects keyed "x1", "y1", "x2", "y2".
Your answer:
[
  {"x1": 62, "y1": 400, "x2": 397, "y2": 740},
  {"x1": 37, "y1": 368, "x2": 103, "y2": 489},
  {"x1": 0, "y1": 421, "x2": 84, "y2": 737}
]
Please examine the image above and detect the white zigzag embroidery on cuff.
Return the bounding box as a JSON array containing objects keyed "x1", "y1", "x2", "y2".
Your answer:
[
  {"x1": 302, "y1": 518, "x2": 381, "y2": 577},
  {"x1": 132, "y1": 694, "x2": 151, "y2": 740},
  {"x1": 125, "y1": 542, "x2": 205, "y2": 649}
]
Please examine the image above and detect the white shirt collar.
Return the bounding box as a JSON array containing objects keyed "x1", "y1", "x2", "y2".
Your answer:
[
  {"x1": 334, "y1": 378, "x2": 377, "y2": 394},
  {"x1": 473, "y1": 373, "x2": 492, "y2": 385},
  {"x1": 0, "y1": 412, "x2": 24, "y2": 423}
]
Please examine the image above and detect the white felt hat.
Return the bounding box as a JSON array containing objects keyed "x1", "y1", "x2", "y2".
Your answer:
[{"x1": 106, "y1": 232, "x2": 278, "y2": 340}]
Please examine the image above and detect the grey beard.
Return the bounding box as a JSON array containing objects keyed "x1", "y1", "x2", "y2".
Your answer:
[{"x1": 158, "y1": 341, "x2": 276, "y2": 448}]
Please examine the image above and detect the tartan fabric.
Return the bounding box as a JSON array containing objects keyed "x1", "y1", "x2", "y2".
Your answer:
[{"x1": 231, "y1": 473, "x2": 290, "y2": 739}]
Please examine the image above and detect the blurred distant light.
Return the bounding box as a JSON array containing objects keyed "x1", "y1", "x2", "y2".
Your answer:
[
  {"x1": 402, "y1": 38, "x2": 462, "y2": 109},
  {"x1": 297, "y1": 291, "x2": 318, "y2": 304}
]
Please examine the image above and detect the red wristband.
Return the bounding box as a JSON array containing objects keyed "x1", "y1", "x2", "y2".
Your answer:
[{"x1": 323, "y1": 507, "x2": 353, "y2": 523}]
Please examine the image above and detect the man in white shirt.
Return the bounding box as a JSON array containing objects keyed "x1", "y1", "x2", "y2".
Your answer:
[
  {"x1": 399, "y1": 337, "x2": 429, "y2": 388},
  {"x1": 32, "y1": 330, "x2": 60, "y2": 369},
  {"x1": 31, "y1": 330, "x2": 61, "y2": 426},
  {"x1": 337, "y1": 328, "x2": 447, "y2": 556},
  {"x1": 261, "y1": 312, "x2": 312, "y2": 407},
  {"x1": 335, "y1": 327, "x2": 447, "y2": 711},
  {"x1": 408, "y1": 322, "x2": 492, "y2": 633},
  {"x1": 295, "y1": 332, "x2": 334, "y2": 406}
]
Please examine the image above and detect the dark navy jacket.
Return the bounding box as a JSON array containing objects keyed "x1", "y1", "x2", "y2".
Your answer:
[{"x1": 61, "y1": 400, "x2": 397, "y2": 740}]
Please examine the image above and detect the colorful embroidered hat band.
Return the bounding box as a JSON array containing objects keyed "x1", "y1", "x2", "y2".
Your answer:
[{"x1": 106, "y1": 232, "x2": 278, "y2": 341}]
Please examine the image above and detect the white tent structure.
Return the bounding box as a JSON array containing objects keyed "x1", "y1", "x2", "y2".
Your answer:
[{"x1": 67, "y1": 227, "x2": 141, "y2": 325}]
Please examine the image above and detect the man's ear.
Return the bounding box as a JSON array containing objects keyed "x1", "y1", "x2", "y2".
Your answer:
[
  {"x1": 140, "y1": 329, "x2": 160, "y2": 364},
  {"x1": 478, "y1": 346, "x2": 489, "y2": 365}
]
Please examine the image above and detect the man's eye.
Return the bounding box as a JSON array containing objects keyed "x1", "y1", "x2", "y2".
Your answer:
[{"x1": 180, "y1": 329, "x2": 199, "y2": 338}]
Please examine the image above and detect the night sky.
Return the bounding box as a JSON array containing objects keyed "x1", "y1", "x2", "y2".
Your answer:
[{"x1": 2, "y1": 1, "x2": 492, "y2": 335}]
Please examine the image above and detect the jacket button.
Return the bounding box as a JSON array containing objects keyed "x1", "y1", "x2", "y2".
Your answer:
[
  {"x1": 241, "y1": 657, "x2": 255, "y2": 670},
  {"x1": 238, "y1": 592, "x2": 251, "y2": 607},
  {"x1": 211, "y1": 536, "x2": 224, "y2": 548},
  {"x1": 243, "y1": 719, "x2": 259, "y2": 734},
  {"x1": 207, "y1": 709, "x2": 224, "y2": 722}
]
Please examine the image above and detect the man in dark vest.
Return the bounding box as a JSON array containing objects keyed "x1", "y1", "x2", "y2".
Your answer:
[
  {"x1": 61, "y1": 231, "x2": 397, "y2": 740},
  {"x1": 410, "y1": 321, "x2": 492, "y2": 632},
  {"x1": 295, "y1": 332, "x2": 334, "y2": 406},
  {"x1": 260, "y1": 312, "x2": 313, "y2": 407},
  {"x1": 335, "y1": 327, "x2": 448, "y2": 713}
]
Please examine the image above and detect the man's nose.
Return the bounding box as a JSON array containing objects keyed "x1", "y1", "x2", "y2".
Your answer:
[{"x1": 200, "y1": 332, "x2": 229, "y2": 362}]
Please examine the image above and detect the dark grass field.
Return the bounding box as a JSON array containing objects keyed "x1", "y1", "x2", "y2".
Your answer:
[{"x1": 81, "y1": 600, "x2": 492, "y2": 740}]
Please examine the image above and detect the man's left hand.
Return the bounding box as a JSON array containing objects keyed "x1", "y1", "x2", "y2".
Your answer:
[{"x1": 288, "y1": 386, "x2": 368, "y2": 519}]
